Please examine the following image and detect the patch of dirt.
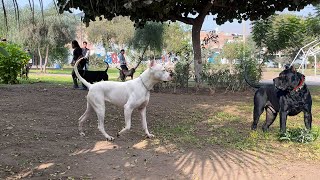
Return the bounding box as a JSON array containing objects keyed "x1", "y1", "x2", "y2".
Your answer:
[{"x1": 1, "y1": 83, "x2": 320, "y2": 180}]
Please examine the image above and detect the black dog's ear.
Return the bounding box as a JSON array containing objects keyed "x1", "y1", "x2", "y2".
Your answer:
[{"x1": 290, "y1": 66, "x2": 296, "y2": 72}]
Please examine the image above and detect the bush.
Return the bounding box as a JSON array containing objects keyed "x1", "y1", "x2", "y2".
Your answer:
[
  {"x1": 279, "y1": 128, "x2": 319, "y2": 143},
  {"x1": 174, "y1": 60, "x2": 192, "y2": 88},
  {"x1": 201, "y1": 58, "x2": 261, "y2": 92},
  {"x1": 0, "y1": 42, "x2": 30, "y2": 84},
  {"x1": 89, "y1": 54, "x2": 108, "y2": 69}
]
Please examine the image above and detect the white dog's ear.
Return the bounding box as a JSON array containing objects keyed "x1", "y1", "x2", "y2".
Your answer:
[{"x1": 149, "y1": 59, "x2": 155, "y2": 68}]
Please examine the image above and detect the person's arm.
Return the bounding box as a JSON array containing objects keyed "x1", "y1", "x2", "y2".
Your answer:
[{"x1": 84, "y1": 49, "x2": 90, "y2": 59}]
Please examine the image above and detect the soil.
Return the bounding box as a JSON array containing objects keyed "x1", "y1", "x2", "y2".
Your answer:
[{"x1": 1, "y1": 83, "x2": 320, "y2": 180}]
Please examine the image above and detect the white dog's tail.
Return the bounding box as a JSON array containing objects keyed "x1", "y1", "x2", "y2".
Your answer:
[{"x1": 74, "y1": 58, "x2": 91, "y2": 89}]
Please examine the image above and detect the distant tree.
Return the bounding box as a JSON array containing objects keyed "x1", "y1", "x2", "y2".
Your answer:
[
  {"x1": 251, "y1": 14, "x2": 315, "y2": 65},
  {"x1": 85, "y1": 16, "x2": 135, "y2": 51},
  {"x1": 163, "y1": 22, "x2": 191, "y2": 55},
  {"x1": 19, "y1": 6, "x2": 77, "y2": 72},
  {"x1": 130, "y1": 22, "x2": 164, "y2": 59}
]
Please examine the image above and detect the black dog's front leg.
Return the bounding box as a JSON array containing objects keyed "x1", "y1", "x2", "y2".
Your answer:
[
  {"x1": 279, "y1": 111, "x2": 288, "y2": 134},
  {"x1": 304, "y1": 111, "x2": 312, "y2": 130}
]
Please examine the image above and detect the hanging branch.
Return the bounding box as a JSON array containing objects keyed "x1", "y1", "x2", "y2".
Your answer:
[
  {"x1": 134, "y1": 41, "x2": 150, "y2": 69},
  {"x1": 53, "y1": 0, "x2": 62, "y2": 23},
  {"x1": 28, "y1": 0, "x2": 35, "y2": 24},
  {"x1": 13, "y1": 0, "x2": 20, "y2": 30},
  {"x1": 39, "y1": 0, "x2": 44, "y2": 24},
  {"x1": 1, "y1": 0, "x2": 8, "y2": 33}
]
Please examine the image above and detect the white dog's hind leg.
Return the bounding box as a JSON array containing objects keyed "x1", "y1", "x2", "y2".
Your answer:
[
  {"x1": 140, "y1": 107, "x2": 154, "y2": 138},
  {"x1": 117, "y1": 105, "x2": 133, "y2": 136},
  {"x1": 78, "y1": 102, "x2": 93, "y2": 137}
]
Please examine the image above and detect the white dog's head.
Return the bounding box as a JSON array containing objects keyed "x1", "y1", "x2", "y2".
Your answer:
[{"x1": 149, "y1": 60, "x2": 173, "y2": 82}]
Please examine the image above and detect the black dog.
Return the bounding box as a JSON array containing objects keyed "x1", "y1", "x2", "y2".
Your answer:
[
  {"x1": 117, "y1": 68, "x2": 135, "y2": 81},
  {"x1": 245, "y1": 66, "x2": 312, "y2": 134},
  {"x1": 20, "y1": 63, "x2": 32, "y2": 79},
  {"x1": 77, "y1": 68, "x2": 109, "y2": 84}
]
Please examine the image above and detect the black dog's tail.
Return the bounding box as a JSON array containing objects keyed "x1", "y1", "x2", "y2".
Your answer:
[
  {"x1": 105, "y1": 62, "x2": 109, "y2": 72},
  {"x1": 244, "y1": 66, "x2": 261, "y2": 89}
]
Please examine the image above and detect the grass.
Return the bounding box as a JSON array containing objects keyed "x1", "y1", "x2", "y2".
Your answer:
[
  {"x1": 154, "y1": 86, "x2": 320, "y2": 160},
  {"x1": 21, "y1": 67, "x2": 144, "y2": 84}
]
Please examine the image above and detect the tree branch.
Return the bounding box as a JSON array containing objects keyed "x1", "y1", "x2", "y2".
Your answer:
[
  {"x1": 170, "y1": 14, "x2": 194, "y2": 25},
  {"x1": 196, "y1": 0, "x2": 214, "y2": 22}
]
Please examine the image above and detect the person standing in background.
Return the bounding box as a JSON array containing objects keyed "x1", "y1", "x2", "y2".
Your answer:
[
  {"x1": 82, "y1": 41, "x2": 90, "y2": 70},
  {"x1": 118, "y1": 49, "x2": 128, "y2": 71},
  {"x1": 71, "y1": 40, "x2": 86, "y2": 90}
]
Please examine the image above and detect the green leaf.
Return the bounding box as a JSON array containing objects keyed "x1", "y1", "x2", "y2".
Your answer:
[{"x1": 0, "y1": 47, "x2": 9, "y2": 57}]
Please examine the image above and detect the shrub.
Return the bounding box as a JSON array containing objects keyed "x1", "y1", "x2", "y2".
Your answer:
[
  {"x1": 89, "y1": 54, "x2": 107, "y2": 69},
  {"x1": 174, "y1": 60, "x2": 192, "y2": 88},
  {"x1": 279, "y1": 128, "x2": 319, "y2": 143},
  {"x1": 201, "y1": 58, "x2": 262, "y2": 92},
  {"x1": 0, "y1": 42, "x2": 30, "y2": 84}
]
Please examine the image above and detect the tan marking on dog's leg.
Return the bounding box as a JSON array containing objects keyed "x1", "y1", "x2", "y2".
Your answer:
[
  {"x1": 78, "y1": 102, "x2": 93, "y2": 137},
  {"x1": 118, "y1": 105, "x2": 133, "y2": 136},
  {"x1": 140, "y1": 107, "x2": 154, "y2": 138}
]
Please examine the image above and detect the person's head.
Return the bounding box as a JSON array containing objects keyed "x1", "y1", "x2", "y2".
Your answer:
[
  {"x1": 71, "y1": 40, "x2": 80, "y2": 49},
  {"x1": 120, "y1": 49, "x2": 125, "y2": 54},
  {"x1": 83, "y1": 41, "x2": 87, "y2": 48}
]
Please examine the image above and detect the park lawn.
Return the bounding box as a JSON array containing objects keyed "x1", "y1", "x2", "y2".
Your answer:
[
  {"x1": 154, "y1": 86, "x2": 320, "y2": 160},
  {"x1": 24, "y1": 67, "x2": 144, "y2": 84},
  {"x1": 16, "y1": 74, "x2": 320, "y2": 160},
  {"x1": 29, "y1": 67, "x2": 144, "y2": 75}
]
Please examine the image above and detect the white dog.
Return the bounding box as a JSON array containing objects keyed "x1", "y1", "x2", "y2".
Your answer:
[{"x1": 73, "y1": 58, "x2": 172, "y2": 141}]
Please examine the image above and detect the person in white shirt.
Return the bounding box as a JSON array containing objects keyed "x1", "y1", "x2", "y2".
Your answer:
[{"x1": 82, "y1": 41, "x2": 90, "y2": 70}]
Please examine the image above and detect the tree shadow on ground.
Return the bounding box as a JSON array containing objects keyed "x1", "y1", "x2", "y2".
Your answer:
[{"x1": 0, "y1": 84, "x2": 314, "y2": 179}]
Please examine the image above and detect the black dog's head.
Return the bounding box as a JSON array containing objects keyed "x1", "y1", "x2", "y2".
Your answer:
[{"x1": 273, "y1": 66, "x2": 305, "y2": 91}]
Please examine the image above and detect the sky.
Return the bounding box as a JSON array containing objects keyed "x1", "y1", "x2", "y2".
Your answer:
[
  {"x1": 17, "y1": 1, "x2": 316, "y2": 35},
  {"x1": 202, "y1": 5, "x2": 316, "y2": 35}
]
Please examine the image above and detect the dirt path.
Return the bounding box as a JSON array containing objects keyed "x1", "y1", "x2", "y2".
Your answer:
[{"x1": 1, "y1": 83, "x2": 320, "y2": 180}]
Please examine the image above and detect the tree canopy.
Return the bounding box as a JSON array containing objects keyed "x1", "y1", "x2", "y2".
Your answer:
[
  {"x1": 57, "y1": 0, "x2": 319, "y2": 27},
  {"x1": 56, "y1": 0, "x2": 320, "y2": 82}
]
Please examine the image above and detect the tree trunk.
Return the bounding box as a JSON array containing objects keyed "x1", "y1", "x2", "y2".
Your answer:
[
  {"x1": 43, "y1": 45, "x2": 49, "y2": 73},
  {"x1": 38, "y1": 46, "x2": 43, "y2": 72},
  {"x1": 192, "y1": 19, "x2": 205, "y2": 85}
]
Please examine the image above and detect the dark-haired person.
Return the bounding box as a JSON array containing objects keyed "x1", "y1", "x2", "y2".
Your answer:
[{"x1": 71, "y1": 40, "x2": 87, "y2": 90}]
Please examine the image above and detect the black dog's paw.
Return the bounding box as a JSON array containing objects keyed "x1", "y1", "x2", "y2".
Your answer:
[
  {"x1": 117, "y1": 132, "x2": 120, "y2": 137},
  {"x1": 262, "y1": 126, "x2": 269, "y2": 132},
  {"x1": 251, "y1": 124, "x2": 258, "y2": 130}
]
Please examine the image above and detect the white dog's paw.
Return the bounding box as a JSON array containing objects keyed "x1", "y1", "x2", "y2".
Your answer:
[
  {"x1": 79, "y1": 132, "x2": 86, "y2": 137},
  {"x1": 146, "y1": 133, "x2": 154, "y2": 138}
]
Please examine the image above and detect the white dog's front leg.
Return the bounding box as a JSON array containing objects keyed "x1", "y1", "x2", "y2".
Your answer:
[
  {"x1": 117, "y1": 105, "x2": 133, "y2": 136},
  {"x1": 95, "y1": 106, "x2": 114, "y2": 141},
  {"x1": 140, "y1": 107, "x2": 154, "y2": 138}
]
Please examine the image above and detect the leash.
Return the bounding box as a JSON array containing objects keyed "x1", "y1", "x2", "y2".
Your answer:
[{"x1": 140, "y1": 77, "x2": 152, "y2": 91}]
